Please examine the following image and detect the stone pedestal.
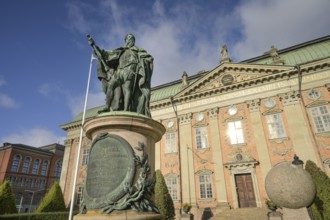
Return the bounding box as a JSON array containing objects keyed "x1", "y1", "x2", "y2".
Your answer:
[
  {"x1": 268, "y1": 211, "x2": 282, "y2": 220},
  {"x1": 282, "y1": 207, "x2": 310, "y2": 220},
  {"x1": 180, "y1": 213, "x2": 194, "y2": 220},
  {"x1": 74, "y1": 210, "x2": 162, "y2": 220},
  {"x1": 75, "y1": 112, "x2": 165, "y2": 220},
  {"x1": 265, "y1": 159, "x2": 315, "y2": 220}
]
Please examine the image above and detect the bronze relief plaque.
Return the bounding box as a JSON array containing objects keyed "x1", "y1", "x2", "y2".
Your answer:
[{"x1": 84, "y1": 134, "x2": 135, "y2": 209}]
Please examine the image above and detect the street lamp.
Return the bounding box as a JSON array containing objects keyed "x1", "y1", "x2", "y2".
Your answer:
[{"x1": 24, "y1": 189, "x2": 46, "y2": 212}]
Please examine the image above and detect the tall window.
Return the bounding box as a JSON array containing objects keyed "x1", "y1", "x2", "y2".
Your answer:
[
  {"x1": 199, "y1": 175, "x2": 213, "y2": 199},
  {"x1": 32, "y1": 159, "x2": 40, "y2": 175},
  {"x1": 30, "y1": 179, "x2": 36, "y2": 188},
  {"x1": 265, "y1": 113, "x2": 286, "y2": 139},
  {"x1": 22, "y1": 157, "x2": 31, "y2": 173},
  {"x1": 11, "y1": 155, "x2": 21, "y2": 172},
  {"x1": 77, "y1": 187, "x2": 84, "y2": 205},
  {"x1": 20, "y1": 178, "x2": 26, "y2": 187},
  {"x1": 9, "y1": 176, "x2": 16, "y2": 186},
  {"x1": 165, "y1": 177, "x2": 178, "y2": 200},
  {"x1": 40, "y1": 179, "x2": 46, "y2": 189},
  {"x1": 82, "y1": 149, "x2": 90, "y2": 166},
  {"x1": 165, "y1": 132, "x2": 176, "y2": 153},
  {"x1": 54, "y1": 160, "x2": 62, "y2": 178},
  {"x1": 41, "y1": 160, "x2": 49, "y2": 176},
  {"x1": 228, "y1": 121, "x2": 244, "y2": 144},
  {"x1": 196, "y1": 126, "x2": 208, "y2": 149},
  {"x1": 311, "y1": 105, "x2": 330, "y2": 132}
]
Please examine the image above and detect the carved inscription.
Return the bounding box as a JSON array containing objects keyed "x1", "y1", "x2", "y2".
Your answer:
[{"x1": 85, "y1": 135, "x2": 131, "y2": 198}]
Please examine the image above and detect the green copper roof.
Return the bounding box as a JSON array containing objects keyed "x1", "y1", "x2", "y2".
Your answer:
[
  {"x1": 243, "y1": 35, "x2": 330, "y2": 65},
  {"x1": 63, "y1": 35, "x2": 330, "y2": 126}
]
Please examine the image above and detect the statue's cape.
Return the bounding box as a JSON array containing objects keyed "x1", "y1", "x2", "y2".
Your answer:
[{"x1": 97, "y1": 46, "x2": 153, "y2": 80}]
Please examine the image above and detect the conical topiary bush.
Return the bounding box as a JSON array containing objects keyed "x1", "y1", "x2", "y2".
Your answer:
[
  {"x1": 305, "y1": 160, "x2": 330, "y2": 220},
  {"x1": 35, "y1": 181, "x2": 66, "y2": 213},
  {"x1": 154, "y1": 170, "x2": 175, "y2": 220},
  {"x1": 0, "y1": 180, "x2": 18, "y2": 214}
]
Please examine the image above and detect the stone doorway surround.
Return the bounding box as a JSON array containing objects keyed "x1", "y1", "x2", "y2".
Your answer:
[{"x1": 224, "y1": 153, "x2": 261, "y2": 209}]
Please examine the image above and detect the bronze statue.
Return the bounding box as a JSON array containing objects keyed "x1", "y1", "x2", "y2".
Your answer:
[{"x1": 87, "y1": 34, "x2": 153, "y2": 117}]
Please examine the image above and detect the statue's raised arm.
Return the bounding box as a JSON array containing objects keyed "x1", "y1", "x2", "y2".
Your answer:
[{"x1": 87, "y1": 34, "x2": 110, "y2": 72}]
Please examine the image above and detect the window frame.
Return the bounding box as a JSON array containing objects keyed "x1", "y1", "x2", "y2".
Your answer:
[
  {"x1": 165, "y1": 176, "x2": 179, "y2": 201},
  {"x1": 22, "y1": 157, "x2": 31, "y2": 173},
  {"x1": 41, "y1": 160, "x2": 49, "y2": 176},
  {"x1": 165, "y1": 132, "x2": 177, "y2": 154},
  {"x1": 11, "y1": 155, "x2": 21, "y2": 172},
  {"x1": 265, "y1": 113, "x2": 287, "y2": 139},
  {"x1": 198, "y1": 174, "x2": 213, "y2": 199},
  {"x1": 76, "y1": 186, "x2": 84, "y2": 205},
  {"x1": 82, "y1": 149, "x2": 90, "y2": 166},
  {"x1": 31, "y1": 159, "x2": 40, "y2": 175},
  {"x1": 228, "y1": 120, "x2": 244, "y2": 145},
  {"x1": 195, "y1": 126, "x2": 209, "y2": 149},
  {"x1": 54, "y1": 160, "x2": 62, "y2": 178},
  {"x1": 311, "y1": 105, "x2": 330, "y2": 133}
]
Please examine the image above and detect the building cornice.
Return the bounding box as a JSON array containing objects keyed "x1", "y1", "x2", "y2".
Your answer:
[{"x1": 150, "y1": 58, "x2": 330, "y2": 111}]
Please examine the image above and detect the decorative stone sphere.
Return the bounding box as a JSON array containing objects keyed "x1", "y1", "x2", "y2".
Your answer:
[{"x1": 265, "y1": 162, "x2": 316, "y2": 209}]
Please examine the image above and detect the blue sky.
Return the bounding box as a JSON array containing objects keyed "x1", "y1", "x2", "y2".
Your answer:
[{"x1": 1, "y1": 0, "x2": 330, "y2": 147}]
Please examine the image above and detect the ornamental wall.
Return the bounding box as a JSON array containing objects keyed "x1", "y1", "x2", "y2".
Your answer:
[{"x1": 59, "y1": 60, "x2": 330, "y2": 219}]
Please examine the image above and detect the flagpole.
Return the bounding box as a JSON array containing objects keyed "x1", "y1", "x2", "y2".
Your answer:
[{"x1": 69, "y1": 53, "x2": 96, "y2": 220}]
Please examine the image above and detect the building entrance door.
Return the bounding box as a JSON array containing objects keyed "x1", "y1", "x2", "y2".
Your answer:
[{"x1": 235, "y1": 173, "x2": 256, "y2": 208}]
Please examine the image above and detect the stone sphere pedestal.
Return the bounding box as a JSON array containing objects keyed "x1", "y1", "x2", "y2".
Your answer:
[
  {"x1": 74, "y1": 112, "x2": 165, "y2": 220},
  {"x1": 265, "y1": 161, "x2": 316, "y2": 220}
]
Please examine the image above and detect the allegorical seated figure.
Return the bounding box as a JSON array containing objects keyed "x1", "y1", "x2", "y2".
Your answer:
[{"x1": 88, "y1": 34, "x2": 153, "y2": 117}]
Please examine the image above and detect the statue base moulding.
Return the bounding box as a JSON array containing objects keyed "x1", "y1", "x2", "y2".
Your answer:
[{"x1": 74, "y1": 112, "x2": 165, "y2": 220}]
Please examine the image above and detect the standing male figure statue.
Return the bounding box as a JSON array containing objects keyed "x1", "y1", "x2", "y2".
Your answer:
[{"x1": 87, "y1": 34, "x2": 153, "y2": 117}]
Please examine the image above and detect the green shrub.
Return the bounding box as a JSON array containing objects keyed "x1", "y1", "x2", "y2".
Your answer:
[
  {"x1": 305, "y1": 160, "x2": 330, "y2": 220},
  {"x1": 0, "y1": 180, "x2": 18, "y2": 214},
  {"x1": 35, "y1": 181, "x2": 66, "y2": 213},
  {"x1": 154, "y1": 170, "x2": 175, "y2": 220}
]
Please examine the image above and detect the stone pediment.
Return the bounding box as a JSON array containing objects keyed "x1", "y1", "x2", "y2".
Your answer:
[{"x1": 174, "y1": 63, "x2": 294, "y2": 99}]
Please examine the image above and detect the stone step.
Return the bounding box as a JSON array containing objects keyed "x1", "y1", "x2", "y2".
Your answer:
[{"x1": 210, "y1": 208, "x2": 269, "y2": 220}]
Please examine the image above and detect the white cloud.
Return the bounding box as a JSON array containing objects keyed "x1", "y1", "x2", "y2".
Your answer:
[
  {"x1": 65, "y1": 0, "x2": 330, "y2": 87},
  {"x1": 232, "y1": 0, "x2": 330, "y2": 60},
  {"x1": 0, "y1": 93, "x2": 19, "y2": 109},
  {"x1": 0, "y1": 128, "x2": 66, "y2": 147}
]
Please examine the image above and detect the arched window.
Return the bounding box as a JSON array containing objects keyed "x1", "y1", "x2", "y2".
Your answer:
[
  {"x1": 32, "y1": 159, "x2": 40, "y2": 175},
  {"x1": 54, "y1": 160, "x2": 62, "y2": 178},
  {"x1": 11, "y1": 155, "x2": 21, "y2": 172},
  {"x1": 22, "y1": 157, "x2": 31, "y2": 173},
  {"x1": 41, "y1": 160, "x2": 49, "y2": 176}
]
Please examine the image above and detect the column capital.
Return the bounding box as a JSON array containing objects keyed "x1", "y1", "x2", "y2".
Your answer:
[
  {"x1": 325, "y1": 83, "x2": 330, "y2": 92},
  {"x1": 64, "y1": 138, "x2": 73, "y2": 147},
  {"x1": 179, "y1": 113, "x2": 192, "y2": 125},
  {"x1": 246, "y1": 99, "x2": 260, "y2": 112},
  {"x1": 278, "y1": 91, "x2": 299, "y2": 106},
  {"x1": 207, "y1": 107, "x2": 219, "y2": 119}
]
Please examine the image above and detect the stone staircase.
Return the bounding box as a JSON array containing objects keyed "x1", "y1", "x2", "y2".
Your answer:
[{"x1": 210, "y1": 208, "x2": 269, "y2": 220}]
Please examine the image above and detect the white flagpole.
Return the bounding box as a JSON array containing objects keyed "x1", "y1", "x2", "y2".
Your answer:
[{"x1": 69, "y1": 53, "x2": 96, "y2": 220}]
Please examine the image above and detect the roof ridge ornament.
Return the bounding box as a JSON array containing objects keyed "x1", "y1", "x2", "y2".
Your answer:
[
  {"x1": 220, "y1": 44, "x2": 232, "y2": 63},
  {"x1": 267, "y1": 45, "x2": 284, "y2": 65}
]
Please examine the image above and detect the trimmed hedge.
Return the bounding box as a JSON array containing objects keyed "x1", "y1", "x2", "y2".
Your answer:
[
  {"x1": 305, "y1": 160, "x2": 330, "y2": 220},
  {"x1": 154, "y1": 170, "x2": 175, "y2": 220},
  {"x1": 0, "y1": 180, "x2": 18, "y2": 214},
  {"x1": 0, "y1": 211, "x2": 78, "y2": 220},
  {"x1": 35, "y1": 181, "x2": 66, "y2": 213}
]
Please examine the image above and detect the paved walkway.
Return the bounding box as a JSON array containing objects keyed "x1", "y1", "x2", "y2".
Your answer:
[{"x1": 210, "y1": 208, "x2": 269, "y2": 220}]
